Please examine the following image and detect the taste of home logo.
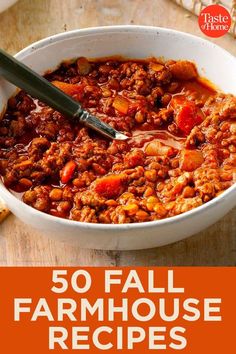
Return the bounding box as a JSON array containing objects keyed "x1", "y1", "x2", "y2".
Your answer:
[{"x1": 198, "y1": 4, "x2": 232, "y2": 38}]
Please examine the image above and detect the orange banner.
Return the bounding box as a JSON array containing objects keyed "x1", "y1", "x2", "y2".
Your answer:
[{"x1": 0, "y1": 267, "x2": 235, "y2": 353}]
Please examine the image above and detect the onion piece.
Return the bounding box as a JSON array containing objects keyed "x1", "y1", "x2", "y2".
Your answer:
[
  {"x1": 77, "y1": 57, "x2": 91, "y2": 75},
  {"x1": 113, "y1": 95, "x2": 129, "y2": 114},
  {"x1": 150, "y1": 62, "x2": 164, "y2": 72}
]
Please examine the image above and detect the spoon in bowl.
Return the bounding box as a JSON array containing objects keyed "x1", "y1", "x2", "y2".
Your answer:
[{"x1": 0, "y1": 48, "x2": 128, "y2": 140}]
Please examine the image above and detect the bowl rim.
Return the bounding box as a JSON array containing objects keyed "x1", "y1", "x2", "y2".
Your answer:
[
  {"x1": 1, "y1": 24, "x2": 236, "y2": 231},
  {"x1": 0, "y1": 0, "x2": 18, "y2": 13}
]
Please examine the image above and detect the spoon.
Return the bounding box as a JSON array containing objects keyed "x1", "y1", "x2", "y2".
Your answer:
[{"x1": 0, "y1": 48, "x2": 128, "y2": 140}]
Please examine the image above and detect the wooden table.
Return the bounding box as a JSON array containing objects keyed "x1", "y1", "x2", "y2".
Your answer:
[{"x1": 0, "y1": 0, "x2": 235, "y2": 266}]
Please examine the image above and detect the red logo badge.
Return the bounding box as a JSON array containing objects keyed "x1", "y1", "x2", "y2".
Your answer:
[{"x1": 198, "y1": 4, "x2": 231, "y2": 38}]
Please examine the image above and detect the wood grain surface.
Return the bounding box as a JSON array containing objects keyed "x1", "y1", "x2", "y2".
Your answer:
[{"x1": 0, "y1": 0, "x2": 235, "y2": 266}]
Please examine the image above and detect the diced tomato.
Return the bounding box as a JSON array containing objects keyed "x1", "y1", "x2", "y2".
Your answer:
[
  {"x1": 171, "y1": 96, "x2": 204, "y2": 135},
  {"x1": 145, "y1": 140, "x2": 175, "y2": 157},
  {"x1": 113, "y1": 96, "x2": 129, "y2": 114},
  {"x1": 93, "y1": 174, "x2": 126, "y2": 199},
  {"x1": 169, "y1": 61, "x2": 197, "y2": 80},
  {"x1": 61, "y1": 160, "x2": 77, "y2": 184},
  {"x1": 52, "y1": 81, "x2": 84, "y2": 99},
  {"x1": 179, "y1": 149, "x2": 204, "y2": 171}
]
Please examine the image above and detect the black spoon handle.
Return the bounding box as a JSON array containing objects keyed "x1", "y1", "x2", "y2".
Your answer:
[
  {"x1": 0, "y1": 49, "x2": 128, "y2": 140},
  {"x1": 0, "y1": 48, "x2": 80, "y2": 118}
]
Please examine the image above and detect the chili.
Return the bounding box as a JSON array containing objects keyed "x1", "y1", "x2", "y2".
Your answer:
[{"x1": 0, "y1": 57, "x2": 235, "y2": 223}]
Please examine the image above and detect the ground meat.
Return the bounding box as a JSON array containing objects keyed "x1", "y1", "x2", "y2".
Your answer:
[
  {"x1": 78, "y1": 190, "x2": 106, "y2": 208},
  {"x1": 0, "y1": 57, "x2": 235, "y2": 223},
  {"x1": 168, "y1": 196, "x2": 203, "y2": 215},
  {"x1": 71, "y1": 206, "x2": 97, "y2": 223}
]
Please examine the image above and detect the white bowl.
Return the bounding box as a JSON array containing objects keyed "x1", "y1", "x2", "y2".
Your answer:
[
  {"x1": 0, "y1": 26, "x2": 236, "y2": 250},
  {"x1": 0, "y1": 0, "x2": 18, "y2": 13}
]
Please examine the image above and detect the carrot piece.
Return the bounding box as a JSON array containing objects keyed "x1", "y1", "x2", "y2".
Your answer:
[
  {"x1": 61, "y1": 161, "x2": 77, "y2": 184},
  {"x1": 52, "y1": 81, "x2": 84, "y2": 97},
  {"x1": 113, "y1": 96, "x2": 129, "y2": 114},
  {"x1": 171, "y1": 96, "x2": 204, "y2": 135},
  {"x1": 93, "y1": 174, "x2": 126, "y2": 199},
  {"x1": 179, "y1": 149, "x2": 204, "y2": 172}
]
